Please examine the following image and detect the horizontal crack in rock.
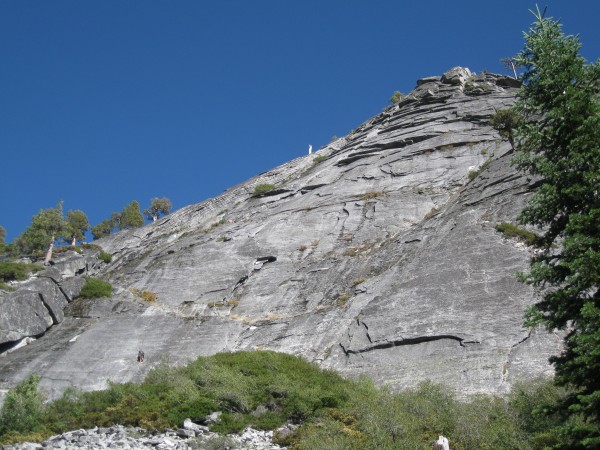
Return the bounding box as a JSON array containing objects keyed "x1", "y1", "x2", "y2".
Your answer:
[{"x1": 341, "y1": 334, "x2": 479, "y2": 356}]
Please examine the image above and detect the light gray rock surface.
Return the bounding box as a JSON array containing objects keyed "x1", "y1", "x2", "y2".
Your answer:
[
  {"x1": 3, "y1": 424, "x2": 284, "y2": 449},
  {"x1": 0, "y1": 250, "x2": 101, "y2": 347},
  {"x1": 0, "y1": 68, "x2": 559, "y2": 401}
]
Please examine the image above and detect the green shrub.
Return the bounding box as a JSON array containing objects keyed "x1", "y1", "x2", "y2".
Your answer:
[
  {"x1": 390, "y1": 90, "x2": 405, "y2": 104},
  {"x1": 98, "y1": 251, "x2": 112, "y2": 264},
  {"x1": 495, "y1": 222, "x2": 541, "y2": 246},
  {"x1": 0, "y1": 262, "x2": 43, "y2": 283},
  {"x1": 467, "y1": 158, "x2": 493, "y2": 181},
  {"x1": 0, "y1": 353, "x2": 569, "y2": 449},
  {"x1": 490, "y1": 109, "x2": 523, "y2": 147},
  {"x1": 253, "y1": 184, "x2": 276, "y2": 195},
  {"x1": 313, "y1": 155, "x2": 327, "y2": 164},
  {"x1": 78, "y1": 277, "x2": 113, "y2": 299},
  {"x1": 0, "y1": 374, "x2": 45, "y2": 435}
]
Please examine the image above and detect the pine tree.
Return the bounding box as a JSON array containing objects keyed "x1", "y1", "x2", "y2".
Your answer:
[
  {"x1": 119, "y1": 200, "x2": 144, "y2": 230},
  {"x1": 63, "y1": 210, "x2": 89, "y2": 246},
  {"x1": 144, "y1": 197, "x2": 172, "y2": 222},
  {"x1": 17, "y1": 202, "x2": 66, "y2": 265},
  {"x1": 0, "y1": 225, "x2": 6, "y2": 252},
  {"x1": 514, "y1": 7, "x2": 600, "y2": 448}
]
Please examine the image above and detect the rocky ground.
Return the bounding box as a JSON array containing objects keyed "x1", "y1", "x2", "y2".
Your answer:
[{"x1": 3, "y1": 423, "x2": 289, "y2": 449}]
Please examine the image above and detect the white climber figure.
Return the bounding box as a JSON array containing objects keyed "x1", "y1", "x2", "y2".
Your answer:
[
  {"x1": 432, "y1": 435, "x2": 450, "y2": 450},
  {"x1": 308, "y1": 144, "x2": 312, "y2": 155}
]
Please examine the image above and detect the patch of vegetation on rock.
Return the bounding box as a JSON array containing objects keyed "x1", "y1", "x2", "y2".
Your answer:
[
  {"x1": 0, "y1": 262, "x2": 43, "y2": 285},
  {"x1": 130, "y1": 288, "x2": 157, "y2": 302},
  {"x1": 495, "y1": 222, "x2": 541, "y2": 247},
  {"x1": 253, "y1": 184, "x2": 276, "y2": 196},
  {"x1": 77, "y1": 277, "x2": 113, "y2": 299}
]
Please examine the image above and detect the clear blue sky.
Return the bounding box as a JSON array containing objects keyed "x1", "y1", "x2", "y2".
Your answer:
[{"x1": 1, "y1": 1, "x2": 598, "y2": 242}]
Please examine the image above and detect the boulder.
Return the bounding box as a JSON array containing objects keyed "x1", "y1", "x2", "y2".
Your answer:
[{"x1": 441, "y1": 66, "x2": 473, "y2": 85}]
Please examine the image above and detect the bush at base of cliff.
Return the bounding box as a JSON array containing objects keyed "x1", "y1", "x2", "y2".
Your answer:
[
  {"x1": 0, "y1": 354, "x2": 568, "y2": 449},
  {"x1": 77, "y1": 277, "x2": 113, "y2": 299},
  {"x1": 0, "y1": 374, "x2": 46, "y2": 442},
  {"x1": 285, "y1": 378, "x2": 566, "y2": 450}
]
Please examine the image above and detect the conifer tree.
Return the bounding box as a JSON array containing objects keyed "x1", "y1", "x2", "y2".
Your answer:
[
  {"x1": 17, "y1": 202, "x2": 66, "y2": 265},
  {"x1": 144, "y1": 197, "x2": 172, "y2": 222},
  {"x1": 514, "y1": 7, "x2": 600, "y2": 448},
  {"x1": 63, "y1": 210, "x2": 89, "y2": 246},
  {"x1": 119, "y1": 200, "x2": 144, "y2": 230},
  {"x1": 0, "y1": 225, "x2": 6, "y2": 252}
]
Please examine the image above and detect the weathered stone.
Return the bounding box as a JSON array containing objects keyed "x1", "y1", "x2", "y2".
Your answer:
[
  {"x1": 183, "y1": 418, "x2": 209, "y2": 433},
  {"x1": 0, "y1": 69, "x2": 557, "y2": 403},
  {"x1": 203, "y1": 411, "x2": 222, "y2": 425},
  {"x1": 441, "y1": 66, "x2": 473, "y2": 85},
  {"x1": 47, "y1": 251, "x2": 94, "y2": 278},
  {"x1": 58, "y1": 277, "x2": 86, "y2": 302},
  {"x1": 176, "y1": 428, "x2": 195, "y2": 438},
  {"x1": 0, "y1": 289, "x2": 53, "y2": 344}
]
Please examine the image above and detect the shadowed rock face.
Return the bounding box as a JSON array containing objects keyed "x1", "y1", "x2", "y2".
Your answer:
[{"x1": 0, "y1": 68, "x2": 561, "y2": 400}]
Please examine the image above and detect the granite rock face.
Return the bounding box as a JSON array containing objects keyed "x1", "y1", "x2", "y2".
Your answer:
[
  {"x1": 0, "y1": 251, "x2": 100, "y2": 348},
  {"x1": 0, "y1": 68, "x2": 560, "y2": 401}
]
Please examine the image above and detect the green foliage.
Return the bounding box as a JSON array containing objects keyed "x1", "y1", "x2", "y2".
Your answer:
[
  {"x1": 91, "y1": 217, "x2": 117, "y2": 240},
  {"x1": 495, "y1": 222, "x2": 541, "y2": 246},
  {"x1": 62, "y1": 210, "x2": 89, "y2": 246},
  {"x1": 0, "y1": 374, "x2": 45, "y2": 435},
  {"x1": 0, "y1": 225, "x2": 6, "y2": 250},
  {"x1": 0, "y1": 353, "x2": 571, "y2": 448},
  {"x1": 15, "y1": 351, "x2": 352, "y2": 442},
  {"x1": 98, "y1": 250, "x2": 112, "y2": 263},
  {"x1": 467, "y1": 158, "x2": 493, "y2": 181},
  {"x1": 144, "y1": 197, "x2": 172, "y2": 222},
  {"x1": 313, "y1": 155, "x2": 327, "y2": 164},
  {"x1": 77, "y1": 277, "x2": 113, "y2": 299},
  {"x1": 16, "y1": 202, "x2": 65, "y2": 261},
  {"x1": 512, "y1": 7, "x2": 600, "y2": 448},
  {"x1": 389, "y1": 90, "x2": 404, "y2": 104},
  {"x1": 288, "y1": 378, "x2": 566, "y2": 450},
  {"x1": 491, "y1": 109, "x2": 523, "y2": 148},
  {"x1": 119, "y1": 200, "x2": 144, "y2": 230},
  {"x1": 0, "y1": 262, "x2": 43, "y2": 283},
  {"x1": 253, "y1": 184, "x2": 276, "y2": 195}
]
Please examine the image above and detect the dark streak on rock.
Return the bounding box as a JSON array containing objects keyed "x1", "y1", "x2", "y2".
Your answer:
[{"x1": 343, "y1": 335, "x2": 479, "y2": 356}]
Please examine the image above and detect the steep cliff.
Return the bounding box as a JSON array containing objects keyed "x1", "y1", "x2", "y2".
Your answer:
[{"x1": 0, "y1": 68, "x2": 561, "y2": 400}]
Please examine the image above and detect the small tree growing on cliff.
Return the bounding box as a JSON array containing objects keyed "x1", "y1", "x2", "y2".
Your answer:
[
  {"x1": 490, "y1": 109, "x2": 522, "y2": 150},
  {"x1": 0, "y1": 225, "x2": 6, "y2": 253},
  {"x1": 389, "y1": 90, "x2": 405, "y2": 104},
  {"x1": 62, "y1": 210, "x2": 89, "y2": 246},
  {"x1": 144, "y1": 197, "x2": 172, "y2": 222},
  {"x1": 514, "y1": 7, "x2": 600, "y2": 448},
  {"x1": 17, "y1": 202, "x2": 65, "y2": 265},
  {"x1": 119, "y1": 200, "x2": 144, "y2": 230}
]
